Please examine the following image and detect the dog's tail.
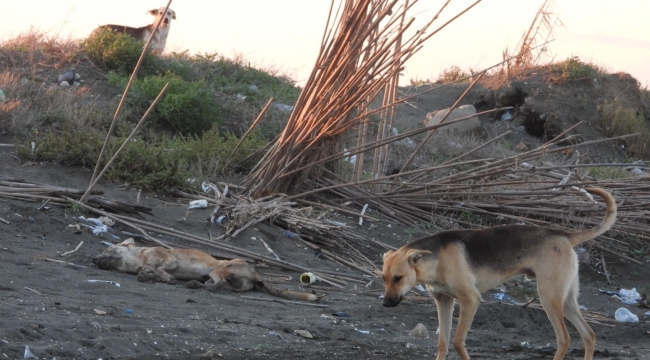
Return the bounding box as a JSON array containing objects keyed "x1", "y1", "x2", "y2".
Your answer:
[
  {"x1": 256, "y1": 280, "x2": 319, "y2": 302},
  {"x1": 568, "y1": 187, "x2": 617, "y2": 246}
]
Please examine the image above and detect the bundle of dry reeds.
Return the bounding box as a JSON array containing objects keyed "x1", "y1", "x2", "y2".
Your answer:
[{"x1": 243, "y1": 0, "x2": 482, "y2": 197}]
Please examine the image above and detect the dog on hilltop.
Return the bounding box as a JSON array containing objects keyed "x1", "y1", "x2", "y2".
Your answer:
[{"x1": 90, "y1": 7, "x2": 176, "y2": 55}]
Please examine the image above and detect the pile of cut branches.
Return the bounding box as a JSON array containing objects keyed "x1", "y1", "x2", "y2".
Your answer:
[{"x1": 243, "y1": 0, "x2": 482, "y2": 197}]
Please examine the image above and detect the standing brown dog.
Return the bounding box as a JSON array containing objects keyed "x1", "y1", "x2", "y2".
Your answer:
[{"x1": 382, "y1": 187, "x2": 617, "y2": 360}]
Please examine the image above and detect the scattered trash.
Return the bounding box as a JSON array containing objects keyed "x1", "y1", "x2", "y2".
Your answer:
[
  {"x1": 280, "y1": 230, "x2": 299, "y2": 239},
  {"x1": 101, "y1": 241, "x2": 114, "y2": 247},
  {"x1": 579, "y1": 305, "x2": 588, "y2": 311},
  {"x1": 97, "y1": 216, "x2": 115, "y2": 226},
  {"x1": 269, "y1": 331, "x2": 284, "y2": 340},
  {"x1": 415, "y1": 284, "x2": 426, "y2": 292},
  {"x1": 201, "y1": 181, "x2": 221, "y2": 195},
  {"x1": 212, "y1": 215, "x2": 227, "y2": 225},
  {"x1": 87, "y1": 279, "x2": 121, "y2": 287},
  {"x1": 57, "y1": 69, "x2": 77, "y2": 85},
  {"x1": 406, "y1": 342, "x2": 417, "y2": 349},
  {"x1": 492, "y1": 292, "x2": 518, "y2": 304},
  {"x1": 24, "y1": 345, "x2": 36, "y2": 359},
  {"x1": 643, "y1": 311, "x2": 650, "y2": 318},
  {"x1": 342, "y1": 149, "x2": 356, "y2": 165},
  {"x1": 294, "y1": 329, "x2": 313, "y2": 339},
  {"x1": 614, "y1": 307, "x2": 639, "y2": 323},
  {"x1": 521, "y1": 341, "x2": 530, "y2": 347},
  {"x1": 77, "y1": 216, "x2": 112, "y2": 235},
  {"x1": 331, "y1": 311, "x2": 349, "y2": 318},
  {"x1": 0, "y1": 89, "x2": 5, "y2": 103},
  {"x1": 93, "y1": 309, "x2": 107, "y2": 315},
  {"x1": 391, "y1": 127, "x2": 416, "y2": 147},
  {"x1": 500, "y1": 110, "x2": 513, "y2": 121},
  {"x1": 125, "y1": 309, "x2": 133, "y2": 314},
  {"x1": 408, "y1": 323, "x2": 429, "y2": 338},
  {"x1": 600, "y1": 288, "x2": 641, "y2": 305},
  {"x1": 300, "y1": 272, "x2": 317, "y2": 285},
  {"x1": 273, "y1": 103, "x2": 294, "y2": 112},
  {"x1": 354, "y1": 328, "x2": 370, "y2": 334},
  {"x1": 188, "y1": 199, "x2": 208, "y2": 209}
]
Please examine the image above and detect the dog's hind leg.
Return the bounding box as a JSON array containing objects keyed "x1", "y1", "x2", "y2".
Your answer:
[
  {"x1": 431, "y1": 292, "x2": 454, "y2": 360},
  {"x1": 563, "y1": 275, "x2": 595, "y2": 360},
  {"x1": 538, "y1": 280, "x2": 572, "y2": 360},
  {"x1": 451, "y1": 289, "x2": 481, "y2": 360}
]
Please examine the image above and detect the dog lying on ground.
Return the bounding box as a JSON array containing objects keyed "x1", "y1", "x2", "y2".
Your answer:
[
  {"x1": 93, "y1": 238, "x2": 318, "y2": 302},
  {"x1": 382, "y1": 187, "x2": 617, "y2": 360},
  {"x1": 90, "y1": 7, "x2": 176, "y2": 55}
]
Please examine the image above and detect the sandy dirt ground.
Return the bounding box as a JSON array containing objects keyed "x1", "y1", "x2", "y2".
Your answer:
[
  {"x1": 1, "y1": 149, "x2": 649, "y2": 360},
  {"x1": 1, "y1": 65, "x2": 650, "y2": 359}
]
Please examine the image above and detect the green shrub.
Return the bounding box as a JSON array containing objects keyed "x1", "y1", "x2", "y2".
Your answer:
[
  {"x1": 81, "y1": 28, "x2": 159, "y2": 75},
  {"x1": 600, "y1": 98, "x2": 650, "y2": 156},
  {"x1": 108, "y1": 73, "x2": 223, "y2": 135},
  {"x1": 589, "y1": 166, "x2": 630, "y2": 180},
  {"x1": 559, "y1": 56, "x2": 598, "y2": 81},
  {"x1": 436, "y1": 65, "x2": 473, "y2": 84},
  {"x1": 20, "y1": 124, "x2": 266, "y2": 190}
]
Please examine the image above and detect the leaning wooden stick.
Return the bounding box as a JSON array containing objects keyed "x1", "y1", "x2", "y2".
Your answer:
[
  {"x1": 240, "y1": 295, "x2": 329, "y2": 308},
  {"x1": 83, "y1": 0, "x2": 173, "y2": 202},
  {"x1": 60, "y1": 241, "x2": 84, "y2": 257},
  {"x1": 81, "y1": 83, "x2": 170, "y2": 202}
]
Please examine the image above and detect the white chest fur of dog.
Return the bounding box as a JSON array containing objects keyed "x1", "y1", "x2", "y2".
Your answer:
[{"x1": 90, "y1": 7, "x2": 176, "y2": 55}]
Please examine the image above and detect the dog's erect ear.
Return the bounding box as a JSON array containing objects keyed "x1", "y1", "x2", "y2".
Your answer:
[
  {"x1": 382, "y1": 250, "x2": 395, "y2": 261},
  {"x1": 406, "y1": 249, "x2": 432, "y2": 266},
  {"x1": 118, "y1": 238, "x2": 135, "y2": 246},
  {"x1": 148, "y1": 9, "x2": 160, "y2": 16}
]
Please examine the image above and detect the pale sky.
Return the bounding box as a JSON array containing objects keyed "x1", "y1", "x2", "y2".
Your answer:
[{"x1": 2, "y1": 1, "x2": 649, "y2": 87}]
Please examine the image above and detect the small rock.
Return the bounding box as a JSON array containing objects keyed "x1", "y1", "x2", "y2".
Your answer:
[
  {"x1": 406, "y1": 342, "x2": 417, "y2": 349},
  {"x1": 408, "y1": 323, "x2": 430, "y2": 338},
  {"x1": 294, "y1": 329, "x2": 313, "y2": 339},
  {"x1": 59, "y1": 81, "x2": 70, "y2": 88}
]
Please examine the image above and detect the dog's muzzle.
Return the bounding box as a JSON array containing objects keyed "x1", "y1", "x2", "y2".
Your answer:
[
  {"x1": 92, "y1": 255, "x2": 115, "y2": 270},
  {"x1": 382, "y1": 295, "x2": 402, "y2": 307}
]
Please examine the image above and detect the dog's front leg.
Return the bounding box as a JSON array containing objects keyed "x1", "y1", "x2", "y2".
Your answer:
[
  {"x1": 203, "y1": 269, "x2": 229, "y2": 292},
  {"x1": 452, "y1": 290, "x2": 481, "y2": 360},
  {"x1": 137, "y1": 264, "x2": 177, "y2": 284},
  {"x1": 432, "y1": 293, "x2": 454, "y2": 360}
]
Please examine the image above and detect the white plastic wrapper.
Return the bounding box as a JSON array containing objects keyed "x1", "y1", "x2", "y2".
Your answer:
[{"x1": 188, "y1": 199, "x2": 208, "y2": 209}]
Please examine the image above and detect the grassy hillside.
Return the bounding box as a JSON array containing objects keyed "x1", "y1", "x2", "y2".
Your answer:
[{"x1": 0, "y1": 30, "x2": 299, "y2": 190}]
